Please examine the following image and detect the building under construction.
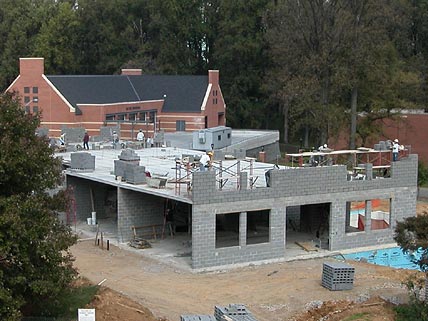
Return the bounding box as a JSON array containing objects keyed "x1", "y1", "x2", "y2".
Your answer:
[{"x1": 63, "y1": 131, "x2": 418, "y2": 269}]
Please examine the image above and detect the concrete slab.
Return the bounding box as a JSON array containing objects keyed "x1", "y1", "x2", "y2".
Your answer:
[{"x1": 61, "y1": 146, "x2": 281, "y2": 204}]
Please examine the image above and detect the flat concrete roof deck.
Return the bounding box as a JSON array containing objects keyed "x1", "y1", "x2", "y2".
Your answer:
[{"x1": 61, "y1": 147, "x2": 281, "y2": 203}]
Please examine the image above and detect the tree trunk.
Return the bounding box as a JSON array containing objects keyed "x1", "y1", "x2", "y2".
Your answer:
[
  {"x1": 350, "y1": 86, "x2": 358, "y2": 150},
  {"x1": 304, "y1": 124, "x2": 309, "y2": 148},
  {"x1": 282, "y1": 103, "x2": 289, "y2": 144},
  {"x1": 320, "y1": 72, "x2": 330, "y2": 144}
]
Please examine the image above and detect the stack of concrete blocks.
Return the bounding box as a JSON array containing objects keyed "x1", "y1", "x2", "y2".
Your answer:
[
  {"x1": 62, "y1": 127, "x2": 86, "y2": 143},
  {"x1": 322, "y1": 262, "x2": 355, "y2": 291},
  {"x1": 233, "y1": 149, "x2": 246, "y2": 160},
  {"x1": 118, "y1": 149, "x2": 140, "y2": 163},
  {"x1": 113, "y1": 149, "x2": 145, "y2": 184},
  {"x1": 180, "y1": 316, "x2": 216, "y2": 321},
  {"x1": 99, "y1": 125, "x2": 120, "y2": 141},
  {"x1": 36, "y1": 127, "x2": 49, "y2": 137},
  {"x1": 70, "y1": 152, "x2": 95, "y2": 171},
  {"x1": 214, "y1": 304, "x2": 258, "y2": 321},
  {"x1": 154, "y1": 130, "x2": 165, "y2": 146},
  {"x1": 374, "y1": 140, "x2": 392, "y2": 151},
  {"x1": 213, "y1": 150, "x2": 225, "y2": 161},
  {"x1": 124, "y1": 164, "x2": 146, "y2": 184}
]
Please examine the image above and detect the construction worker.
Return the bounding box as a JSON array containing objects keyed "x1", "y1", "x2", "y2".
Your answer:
[
  {"x1": 199, "y1": 151, "x2": 211, "y2": 171},
  {"x1": 83, "y1": 132, "x2": 90, "y2": 150},
  {"x1": 59, "y1": 132, "x2": 66, "y2": 145},
  {"x1": 136, "y1": 129, "x2": 145, "y2": 147},
  {"x1": 392, "y1": 139, "x2": 399, "y2": 161}
]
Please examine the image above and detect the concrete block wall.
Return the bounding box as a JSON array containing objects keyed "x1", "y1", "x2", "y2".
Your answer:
[
  {"x1": 190, "y1": 155, "x2": 418, "y2": 269},
  {"x1": 117, "y1": 188, "x2": 164, "y2": 242},
  {"x1": 66, "y1": 176, "x2": 110, "y2": 221},
  {"x1": 287, "y1": 206, "x2": 301, "y2": 230}
]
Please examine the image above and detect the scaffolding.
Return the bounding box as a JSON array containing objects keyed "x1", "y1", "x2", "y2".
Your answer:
[{"x1": 173, "y1": 157, "x2": 276, "y2": 196}]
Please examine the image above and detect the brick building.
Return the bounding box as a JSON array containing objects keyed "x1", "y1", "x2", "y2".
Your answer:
[{"x1": 6, "y1": 58, "x2": 226, "y2": 140}]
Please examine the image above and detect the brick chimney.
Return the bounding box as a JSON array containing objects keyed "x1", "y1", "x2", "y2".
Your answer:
[
  {"x1": 19, "y1": 58, "x2": 44, "y2": 75},
  {"x1": 121, "y1": 69, "x2": 142, "y2": 76},
  {"x1": 208, "y1": 70, "x2": 219, "y2": 85}
]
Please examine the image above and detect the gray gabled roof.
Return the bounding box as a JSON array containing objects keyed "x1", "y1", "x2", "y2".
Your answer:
[{"x1": 47, "y1": 74, "x2": 208, "y2": 113}]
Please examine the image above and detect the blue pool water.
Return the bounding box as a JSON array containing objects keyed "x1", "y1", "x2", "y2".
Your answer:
[{"x1": 341, "y1": 247, "x2": 422, "y2": 270}]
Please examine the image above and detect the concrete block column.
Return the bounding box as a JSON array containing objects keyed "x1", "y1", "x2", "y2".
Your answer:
[
  {"x1": 240, "y1": 172, "x2": 247, "y2": 190},
  {"x1": 239, "y1": 212, "x2": 247, "y2": 246},
  {"x1": 329, "y1": 201, "x2": 346, "y2": 251},
  {"x1": 365, "y1": 200, "x2": 372, "y2": 231}
]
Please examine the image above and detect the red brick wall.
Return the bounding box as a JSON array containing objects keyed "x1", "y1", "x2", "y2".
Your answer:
[
  {"x1": 203, "y1": 70, "x2": 226, "y2": 128},
  {"x1": 331, "y1": 114, "x2": 428, "y2": 164}
]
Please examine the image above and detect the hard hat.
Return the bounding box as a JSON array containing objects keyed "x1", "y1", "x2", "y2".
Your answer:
[
  {"x1": 394, "y1": 139, "x2": 399, "y2": 143},
  {"x1": 323, "y1": 144, "x2": 327, "y2": 148},
  {"x1": 207, "y1": 151, "x2": 213, "y2": 156}
]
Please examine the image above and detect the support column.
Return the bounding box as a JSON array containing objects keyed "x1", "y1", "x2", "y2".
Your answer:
[
  {"x1": 239, "y1": 212, "x2": 247, "y2": 247},
  {"x1": 365, "y1": 200, "x2": 372, "y2": 231}
]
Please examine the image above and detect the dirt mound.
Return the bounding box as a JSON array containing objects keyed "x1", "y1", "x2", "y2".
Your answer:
[
  {"x1": 88, "y1": 287, "x2": 166, "y2": 321},
  {"x1": 291, "y1": 297, "x2": 396, "y2": 321}
]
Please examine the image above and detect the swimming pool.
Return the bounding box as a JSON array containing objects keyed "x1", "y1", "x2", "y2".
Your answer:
[{"x1": 341, "y1": 247, "x2": 422, "y2": 270}]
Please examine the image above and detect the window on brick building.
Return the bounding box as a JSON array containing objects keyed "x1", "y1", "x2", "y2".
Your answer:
[
  {"x1": 148, "y1": 111, "x2": 156, "y2": 123},
  {"x1": 139, "y1": 112, "x2": 146, "y2": 122},
  {"x1": 32, "y1": 87, "x2": 38, "y2": 94},
  {"x1": 117, "y1": 114, "x2": 126, "y2": 121},
  {"x1": 24, "y1": 96, "x2": 30, "y2": 103},
  {"x1": 25, "y1": 106, "x2": 30, "y2": 114},
  {"x1": 24, "y1": 87, "x2": 30, "y2": 94},
  {"x1": 33, "y1": 106, "x2": 39, "y2": 113},
  {"x1": 106, "y1": 114, "x2": 115, "y2": 121},
  {"x1": 129, "y1": 113, "x2": 136, "y2": 121}
]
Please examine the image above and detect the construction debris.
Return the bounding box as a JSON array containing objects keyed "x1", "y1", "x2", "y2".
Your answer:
[{"x1": 128, "y1": 238, "x2": 152, "y2": 249}]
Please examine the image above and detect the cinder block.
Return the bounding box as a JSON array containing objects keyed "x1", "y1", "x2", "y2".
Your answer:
[
  {"x1": 180, "y1": 315, "x2": 216, "y2": 321},
  {"x1": 322, "y1": 262, "x2": 355, "y2": 291}
]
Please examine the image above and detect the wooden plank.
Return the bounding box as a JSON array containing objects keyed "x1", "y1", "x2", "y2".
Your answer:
[{"x1": 295, "y1": 241, "x2": 318, "y2": 252}]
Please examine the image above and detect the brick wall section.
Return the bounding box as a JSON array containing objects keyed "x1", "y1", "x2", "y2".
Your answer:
[
  {"x1": 190, "y1": 155, "x2": 417, "y2": 269},
  {"x1": 117, "y1": 188, "x2": 164, "y2": 242}
]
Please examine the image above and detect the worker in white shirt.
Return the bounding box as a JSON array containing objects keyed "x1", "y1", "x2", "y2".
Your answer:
[
  {"x1": 199, "y1": 151, "x2": 212, "y2": 171},
  {"x1": 392, "y1": 139, "x2": 400, "y2": 161},
  {"x1": 136, "y1": 129, "x2": 145, "y2": 147}
]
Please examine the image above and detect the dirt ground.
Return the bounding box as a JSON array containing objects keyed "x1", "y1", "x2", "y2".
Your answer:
[{"x1": 74, "y1": 201, "x2": 428, "y2": 321}]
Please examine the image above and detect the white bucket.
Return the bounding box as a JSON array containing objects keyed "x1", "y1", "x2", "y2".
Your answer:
[
  {"x1": 87, "y1": 217, "x2": 92, "y2": 225},
  {"x1": 91, "y1": 212, "x2": 96, "y2": 225}
]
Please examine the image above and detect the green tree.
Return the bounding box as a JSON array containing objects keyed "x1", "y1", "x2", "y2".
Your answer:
[
  {"x1": 395, "y1": 214, "x2": 428, "y2": 293},
  {"x1": 265, "y1": 0, "x2": 351, "y2": 145},
  {"x1": 0, "y1": 93, "x2": 76, "y2": 320},
  {"x1": 33, "y1": 2, "x2": 81, "y2": 74},
  {"x1": 0, "y1": 0, "x2": 50, "y2": 91},
  {"x1": 211, "y1": 0, "x2": 270, "y2": 129}
]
